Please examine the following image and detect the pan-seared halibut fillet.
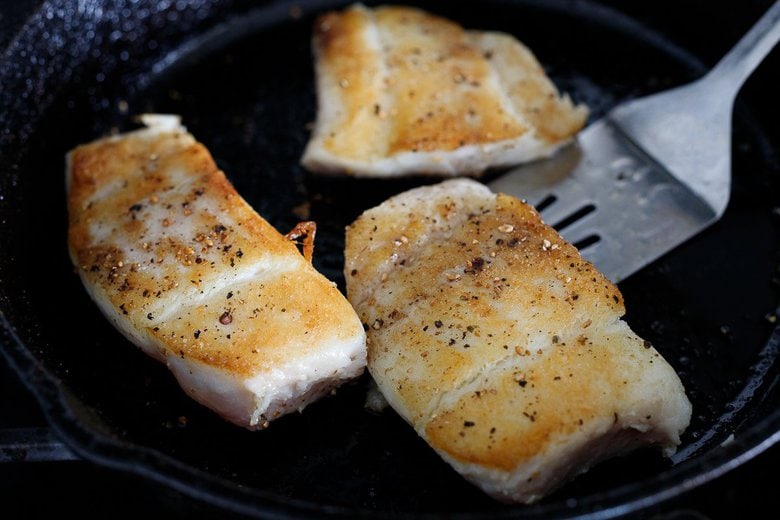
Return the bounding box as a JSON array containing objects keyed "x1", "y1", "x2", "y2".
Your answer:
[
  {"x1": 301, "y1": 4, "x2": 588, "y2": 177},
  {"x1": 67, "y1": 114, "x2": 366, "y2": 430},
  {"x1": 344, "y1": 179, "x2": 691, "y2": 503}
]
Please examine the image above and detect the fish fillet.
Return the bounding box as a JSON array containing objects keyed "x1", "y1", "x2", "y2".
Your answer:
[
  {"x1": 344, "y1": 179, "x2": 691, "y2": 503},
  {"x1": 301, "y1": 3, "x2": 588, "y2": 177},
  {"x1": 67, "y1": 114, "x2": 366, "y2": 430}
]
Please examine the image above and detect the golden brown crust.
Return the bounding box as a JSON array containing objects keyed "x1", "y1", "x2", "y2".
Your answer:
[
  {"x1": 148, "y1": 268, "x2": 361, "y2": 374},
  {"x1": 346, "y1": 180, "x2": 622, "y2": 422},
  {"x1": 345, "y1": 179, "x2": 690, "y2": 501},
  {"x1": 68, "y1": 124, "x2": 363, "y2": 378},
  {"x1": 314, "y1": 7, "x2": 388, "y2": 160},
  {"x1": 374, "y1": 6, "x2": 528, "y2": 154},
  {"x1": 425, "y1": 331, "x2": 655, "y2": 471},
  {"x1": 313, "y1": 4, "x2": 528, "y2": 157},
  {"x1": 303, "y1": 4, "x2": 588, "y2": 176},
  {"x1": 468, "y1": 32, "x2": 588, "y2": 143}
]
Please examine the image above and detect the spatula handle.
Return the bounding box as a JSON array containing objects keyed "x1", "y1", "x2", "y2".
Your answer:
[{"x1": 706, "y1": 0, "x2": 780, "y2": 96}]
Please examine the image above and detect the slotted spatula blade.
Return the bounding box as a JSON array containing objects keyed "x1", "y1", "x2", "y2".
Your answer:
[
  {"x1": 489, "y1": 120, "x2": 718, "y2": 283},
  {"x1": 490, "y1": 1, "x2": 780, "y2": 283}
]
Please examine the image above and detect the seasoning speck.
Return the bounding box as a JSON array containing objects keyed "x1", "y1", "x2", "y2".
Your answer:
[{"x1": 498, "y1": 224, "x2": 514, "y2": 233}]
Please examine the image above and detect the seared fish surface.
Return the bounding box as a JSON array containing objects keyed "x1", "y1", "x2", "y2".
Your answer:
[
  {"x1": 67, "y1": 115, "x2": 366, "y2": 430},
  {"x1": 344, "y1": 179, "x2": 691, "y2": 503},
  {"x1": 302, "y1": 3, "x2": 588, "y2": 177}
]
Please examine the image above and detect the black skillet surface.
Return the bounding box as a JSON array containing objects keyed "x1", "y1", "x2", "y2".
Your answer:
[{"x1": 0, "y1": 0, "x2": 779, "y2": 518}]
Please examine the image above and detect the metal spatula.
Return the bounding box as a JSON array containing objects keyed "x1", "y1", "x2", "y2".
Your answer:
[{"x1": 489, "y1": 2, "x2": 780, "y2": 283}]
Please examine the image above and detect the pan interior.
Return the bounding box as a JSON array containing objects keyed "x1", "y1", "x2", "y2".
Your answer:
[{"x1": 1, "y1": 0, "x2": 778, "y2": 516}]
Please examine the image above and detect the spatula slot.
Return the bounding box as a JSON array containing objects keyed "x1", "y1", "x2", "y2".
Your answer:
[
  {"x1": 533, "y1": 194, "x2": 557, "y2": 212},
  {"x1": 551, "y1": 203, "x2": 597, "y2": 231},
  {"x1": 572, "y1": 234, "x2": 601, "y2": 251}
]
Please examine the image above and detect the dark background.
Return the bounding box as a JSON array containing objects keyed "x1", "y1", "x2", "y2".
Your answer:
[{"x1": 1, "y1": 0, "x2": 778, "y2": 518}]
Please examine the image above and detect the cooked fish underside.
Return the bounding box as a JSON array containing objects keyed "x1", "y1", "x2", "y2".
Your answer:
[
  {"x1": 344, "y1": 179, "x2": 691, "y2": 503},
  {"x1": 301, "y1": 4, "x2": 588, "y2": 177},
  {"x1": 67, "y1": 115, "x2": 366, "y2": 429}
]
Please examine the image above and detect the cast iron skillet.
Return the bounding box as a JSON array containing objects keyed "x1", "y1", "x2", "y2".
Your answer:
[{"x1": 1, "y1": 0, "x2": 778, "y2": 517}]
